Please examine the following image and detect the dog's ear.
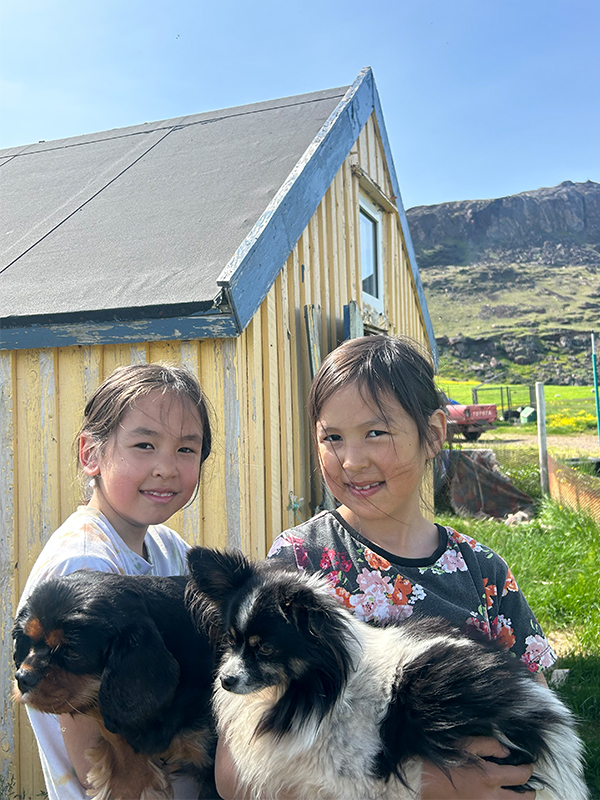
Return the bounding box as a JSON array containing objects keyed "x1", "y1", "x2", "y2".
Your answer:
[
  {"x1": 187, "y1": 547, "x2": 253, "y2": 602},
  {"x1": 98, "y1": 617, "x2": 180, "y2": 734},
  {"x1": 276, "y1": 581, "x2": 334, "y2": 634}
]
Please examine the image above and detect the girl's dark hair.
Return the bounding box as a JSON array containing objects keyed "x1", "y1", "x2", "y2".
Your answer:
[
  {"x1": 308, "y1": 335, "x2": 444, "y2": 452},
  {"x1": 77, "y1": 362, "x2": 212, "y2": 467}
]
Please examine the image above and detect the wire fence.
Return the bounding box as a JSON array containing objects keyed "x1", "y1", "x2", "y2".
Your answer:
[
  {"x1": 443, "y1": 437, "x2": 600, "y2": 524},
  {"x1": 548, "y1": 455, "x2": 600, "y2": 526}
]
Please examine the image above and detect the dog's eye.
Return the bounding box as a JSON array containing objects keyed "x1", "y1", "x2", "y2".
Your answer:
[
  {"x1": 258, "y1": 642, "x2": 275, "y2": 656},
  {"x1": 63, "y1": 649, "x2": 81, "y2": 661},
  {"x1": 223, "y1": 633, "x2": 235, "y2": 647}
]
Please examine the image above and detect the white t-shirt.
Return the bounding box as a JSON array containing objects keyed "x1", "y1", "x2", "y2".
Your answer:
[{"x1": 19, "y1": 505, "x2": 201, "y2": 800}]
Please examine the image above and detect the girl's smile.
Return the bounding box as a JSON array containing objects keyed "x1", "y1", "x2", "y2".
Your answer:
[{"x1": 80, "y1": 390, "x2": 204, "y2": 551}]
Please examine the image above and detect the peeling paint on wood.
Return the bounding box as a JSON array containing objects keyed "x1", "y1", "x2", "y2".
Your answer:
[
  {"x1": 0, "y1": 351, "x2": 16, "y2": 780},
  {"x1": 1, "y1": 313, "x2": 238, "y2": 351}
]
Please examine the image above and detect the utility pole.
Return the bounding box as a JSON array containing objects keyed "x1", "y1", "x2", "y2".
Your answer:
[
  {"x1": 592, "y1": 332, "x2": 600, "y2": 456},
  {"x1": 536, "y1": 382, "x2": 549, "y2": 495}
]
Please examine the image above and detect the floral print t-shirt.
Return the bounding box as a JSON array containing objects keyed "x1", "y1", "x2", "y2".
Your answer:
[{"x1": 267, "y1": 510, "x2": 555, "y2": 674}]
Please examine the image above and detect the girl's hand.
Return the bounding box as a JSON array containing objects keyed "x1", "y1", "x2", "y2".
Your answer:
[{"x1": 421, "y1": 737, "x2": 536, "y2": 799}]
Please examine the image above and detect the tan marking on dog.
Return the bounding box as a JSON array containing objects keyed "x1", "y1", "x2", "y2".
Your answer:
[
  {"x1": 165, "y1": 729, "x2": 215, "y2": 771},
  {"x1": 45, "y1": 629, "x2": 65, "y2": 649},
  {"x1": 249, "y1": 635, "x2": 261, "y2": 647},
  {"x1": 24, "y1": 618, "x2": 44, "y2": 641},
  {"x1": 16, "y1": 667, "x2": 100, "y2": 715},
  {"x1": 86, "y1": 731, "x2": 171, "y2": 799}
]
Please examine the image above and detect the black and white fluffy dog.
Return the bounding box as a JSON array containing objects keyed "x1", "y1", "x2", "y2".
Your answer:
[{"x1": 187, "y1": 547, "x2": 588, "y2": 800}]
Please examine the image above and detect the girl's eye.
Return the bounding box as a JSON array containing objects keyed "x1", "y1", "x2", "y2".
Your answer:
[
  {"x1": 322, "y1": 433, "x2": 342, "y2": 443},
  {"x1": 178, "y1": 446, "x2": 197, "y2": 454},
  {"x1": 134, "y1": 442, "x2": 154, "y2": 450},
  {"x1": 367, "y1": 430, "x2": 388, "y2": 438},
  {"x1": 257, "y1": 642, "x2": 274, "y2": 656}
]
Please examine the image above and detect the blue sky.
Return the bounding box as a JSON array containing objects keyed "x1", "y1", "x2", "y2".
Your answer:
[{"x1": 1, "y1": 0, "x2": 598, "y2": 209}]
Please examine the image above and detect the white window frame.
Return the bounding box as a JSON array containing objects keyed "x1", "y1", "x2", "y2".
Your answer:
[{"x1": 359, "y1": 193, "x2": 384, "y2": 315}]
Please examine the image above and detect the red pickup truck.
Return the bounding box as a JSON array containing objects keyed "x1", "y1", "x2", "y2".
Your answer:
[{"x1": 445, "y1": 400, "x2": 498, "y2": 441}]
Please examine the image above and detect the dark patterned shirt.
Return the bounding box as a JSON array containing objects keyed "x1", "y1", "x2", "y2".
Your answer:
[{"x1": 267, "y1": 510, "x2": 555, "y2": 673}]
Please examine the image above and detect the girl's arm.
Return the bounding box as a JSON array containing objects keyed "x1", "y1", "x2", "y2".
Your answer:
[{"x1": 59, "y1": 713, "x2": 103, "y2": 789}]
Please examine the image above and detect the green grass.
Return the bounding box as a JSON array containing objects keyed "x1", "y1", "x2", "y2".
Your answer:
[
  {"x1": 436, "y1": 499, "x2": 600, "y2": 796},
  {"x1": 0, "y1": 775, "x2": 47, "y2": 800},
  {"x1": 439, "y1": 377, "x2": 598, "y2": 435}
]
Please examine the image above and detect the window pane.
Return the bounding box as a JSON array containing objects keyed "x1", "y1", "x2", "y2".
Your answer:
[{"x1": 360, "y1": 210, "x2": 378, "y2": 297}]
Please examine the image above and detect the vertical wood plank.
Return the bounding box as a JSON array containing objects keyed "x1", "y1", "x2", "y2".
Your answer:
[
  {"x1": 15, "y1": 349, "x2": 55, "y2": 794},
  {"x1": 180, "y1": 341, "x2": 203, "y2": 546},
  {"x1": 57, "y1": 347, "x2": 87, "y2": 521},
  {"x1": 222, "y1": 337, "x2": 242, "y2": 550},
  {"x1": 242, "y1": 310, "x2": 266, "y2": 557},
  {"x1": 276, "y1": 266, "x2": 295, "y2": 533},
  {"x1": 261, "y1": 286, "x2": 282, "y2": 540},
  {"x1": 0, "y1": 351, "x2": 17, "y2": 787},
  {"x1": 102, "y1": 344, "x2": 132, "y2": 377},
  {"x1": 197, "y1": 339, "x2": 228, "y2": 548},
  {"x1": 148, "y1": 340, "x2": 182, "y2": 365}
]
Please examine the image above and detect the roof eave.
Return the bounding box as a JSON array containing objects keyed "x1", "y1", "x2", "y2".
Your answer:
[{"x1": 0, "y1": 308, "x2": 238, "y2": 351}]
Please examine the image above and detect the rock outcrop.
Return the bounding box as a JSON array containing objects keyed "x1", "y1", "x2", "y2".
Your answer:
[{"x1": 407, "y1": 181, "x2": 600, "y2": 268}]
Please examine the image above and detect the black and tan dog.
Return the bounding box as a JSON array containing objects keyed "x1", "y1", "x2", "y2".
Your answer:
[{"x1": 13, "y1": 570, "x2": 217, "y2": 800}]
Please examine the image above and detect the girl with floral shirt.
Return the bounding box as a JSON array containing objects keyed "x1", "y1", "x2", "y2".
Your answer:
[
  {"x1": 261, "y1": 335, "x2": 554, "y2": 800},
  {"x1": 216, "y1": 335, "x2": 556, "y2": 800}
]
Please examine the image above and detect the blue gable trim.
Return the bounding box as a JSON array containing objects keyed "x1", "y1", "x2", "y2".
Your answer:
[
  {"x1": 370, "y1": 83, "x2": 438, "y2": 366},
  {"x1": 0, "y1": 312, "x2": 238, "y2": 351},
  {"x1": 218, "y1": 67, "x2": 438, "y2": 366},
  {"x1": 217, "y1": 69, "x2": 372, "y2": 330}
]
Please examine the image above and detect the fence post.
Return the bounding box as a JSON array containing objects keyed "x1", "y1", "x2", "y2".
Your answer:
[
  {"x1": 592, "y1": 332, "x2": 600, "y2": 456},
  {"x1": 536, "y1": 381, "x2": 549, "y2": 495}
]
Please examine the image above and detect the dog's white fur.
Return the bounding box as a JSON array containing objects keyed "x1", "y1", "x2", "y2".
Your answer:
[
  {"x1": 215, "y1": 612, "x2": 423, "y2": 799},
  {"x1": 211, "y1": 571, "x2": 587, "y2": 800},
  {"x1": 185, "y1": 547, "x2": 588, "y2": 800}
]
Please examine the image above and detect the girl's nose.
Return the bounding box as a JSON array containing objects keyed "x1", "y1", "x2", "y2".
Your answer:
[
  {"x1": 341, "y1": 444, "x2": 369, "y2": 471},
  {"x1": 153, "y1": 452, "x2": 178, "y2": 477}
]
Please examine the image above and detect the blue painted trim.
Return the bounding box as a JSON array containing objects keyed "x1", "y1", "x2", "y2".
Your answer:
[
  {"x1": 218, "y1": 67, "x2": 438, "y2": 366},
  {"x1": 370, "y1": 84, "x2": 438, "y2": 367},
  {"x1": 0, "y1": 313, "x2": 238, "y2": 351},
  {"x1": 217, "y1": 68, "x2": 374, "y2": 330}
]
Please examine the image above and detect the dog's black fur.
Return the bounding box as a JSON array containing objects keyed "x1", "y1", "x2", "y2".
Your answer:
[
  {"x1": 187, "y1": 546, "x2": 588, "y2": 800},
  {"x1": 14, "y1": 570, "x2": 217, "y2": 799}
]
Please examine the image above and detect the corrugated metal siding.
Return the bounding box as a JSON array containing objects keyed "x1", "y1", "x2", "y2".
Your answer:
[{"x1": 1, "y1": 114, "x2": 430, "y2": 795}]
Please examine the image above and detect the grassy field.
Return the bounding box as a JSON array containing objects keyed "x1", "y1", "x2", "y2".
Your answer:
[
  {"x1": 439, "y1": 377, "x2": 599, "y2": 436},
  {"x1": 437, "y1": 451, "x2": 600, "y2": 796}
]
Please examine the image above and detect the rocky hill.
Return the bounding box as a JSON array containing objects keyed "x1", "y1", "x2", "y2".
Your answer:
[{"x1": 406, "y1": 181, "x2": 600, "y2": 385}]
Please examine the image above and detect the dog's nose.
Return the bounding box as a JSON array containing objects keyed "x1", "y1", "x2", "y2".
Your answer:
[
  {"x1": 220, "y1": 674, "x2": 239, "y2": 691},
  {"x1": 15, "y1": 668, "x2": 41, "y2": 693}
]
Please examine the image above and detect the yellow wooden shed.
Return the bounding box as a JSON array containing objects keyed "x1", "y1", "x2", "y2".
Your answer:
[{"x1": 0, "y1": 67, "x2": 437, "y2": 796}]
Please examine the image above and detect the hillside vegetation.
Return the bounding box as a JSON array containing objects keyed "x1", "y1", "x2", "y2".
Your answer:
[{"x1": 407, "y1": 181, "x2": 600, "y2": 384}]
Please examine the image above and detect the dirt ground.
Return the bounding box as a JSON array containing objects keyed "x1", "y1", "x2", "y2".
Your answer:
[{"x1": 472, "y1": 429, "x2": 600, "y2": 458}]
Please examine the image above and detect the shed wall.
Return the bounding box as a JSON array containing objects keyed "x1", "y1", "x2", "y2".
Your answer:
[{"x1": 1, "y1": 113, "x2": 430, "y2": 795}]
